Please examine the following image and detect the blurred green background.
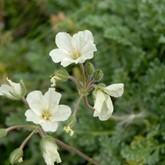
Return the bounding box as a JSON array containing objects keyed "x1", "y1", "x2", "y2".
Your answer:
[{"x1": 0, "y1": 0, "x2": 165, "y2": 165}]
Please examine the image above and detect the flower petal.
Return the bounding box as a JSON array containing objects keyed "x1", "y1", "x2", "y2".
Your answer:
[
  {"x1": 61, "y1": 58, "x2": 74, "y2": 67},
  {"x1": 72, "y1": 30, "x2": 96, "y2": 58},
  {"x1": 41, "y1": 121, "x2": 58, "y2": 132},
  {"x1": 104, "y1": 83, "x2": 124, "y2": 98},
  {"x1": 49, "y1": 48, "x2": 69, "y2": 63},
  {"x1": 25, "y1": 109, "x2": 42, "y2": 124},
  {"x1": 93, "y1": 91, "x2": 106, "y2": 117},
  {"x1": 77, "y1": 52, "x2": 95, "y2": 63},
  {"x1": 26, "y1": 91, "x2": 44, "y2": 115},
  {"x1": 98, "y1": 95, "x2": 113, "y2": 121},
  {"x1": 56, "y1": 32, "x2": 73, "y2": 52},
  {"x1": 74, "y1": 30, "x2": 94, "y2": 43},
  {"x1": 44, "y1": 88, "x2": 61, "y2": 112},
  {"x1": 72, "y1": 30, "x2": 93, "y2": 52},
  {"x1": 0, "y1": 84, "x2": 13, "y2": 97},
  {"x1": 82, "y1": 30, "x2": 95, "y2": 42},
  {"x1": 52, "y1": 105, "x2": 71, "y2": 121}
]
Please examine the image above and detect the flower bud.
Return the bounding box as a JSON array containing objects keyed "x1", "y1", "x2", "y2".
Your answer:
[
  {"x1": 0, "y1": 78, "x2": 26, "y2": 100},
  {"x1": 0, "y1": 128, "x2": 7, "y2": 138},
  {"x1": 50, "y1": 69, "x2": 69, "y2": 86},
  {"x1": 93, "y1": 70, "x2": 104, "y2": 81},
  {"x1": 85, "y1": 62, "x2": 95, "y2": 76},
  {"x1": 9, "y1": 148, "x2": 23, "y2": 164},
  {"x1": 41, "y1": 136, "x2": 61, "y2": 164}
]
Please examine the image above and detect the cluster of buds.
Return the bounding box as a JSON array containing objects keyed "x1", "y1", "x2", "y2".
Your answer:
[{"x1": 0, "y1": 30, "x2": 124, "y2": 165}]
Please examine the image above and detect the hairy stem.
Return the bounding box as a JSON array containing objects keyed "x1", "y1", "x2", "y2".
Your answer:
[
  {"x1": 6, "y1": 125, "x2": 37, "y2": 132},
  {"x1": 37, "y1": 128, "x2": 99, "y2": 164},
  {"x1": 72, "y1": 94, "x2": 83, "y2": 116},
  {"x1": 20, "y1": 129, "x2": 37, "y2": 149},
  {"x1": 55, "y1": 138, "x2": 99, "y2": 165},
  {"x1": 83, "y1": 96, "x2": 94, "y2": 110},
  {"x1": 38, "y1": 127, "x2": 47, "y2": 137},
  {"x1": 68, "y1": 76, "x2": 81, "y2": 89}
]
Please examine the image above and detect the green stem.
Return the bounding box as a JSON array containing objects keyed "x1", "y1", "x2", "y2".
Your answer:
[
  {"x1": 37, "y1": 127, "x2": 99, "y2": 164},
  {"x1": 68, "y1": 76, "x2": 82, "y2": 89},
  {"x1": 38, "y1": 127, "x2": 47, "y2": 137},
  {"x1": 6, "y1": 125, "x2": 37, "y2": 132},
  {"x1": 72, "y1": 94, "x2": 84, "y2": 116},
  {"x1": 55, "y1": 138, "x2": 99, "y2": 165},
  {"x1": 19, "y1": 129, "x2": 37, "y2": 150},
  {"x1": 83, "y1": 96, "x2": 94, "y2": 111}
]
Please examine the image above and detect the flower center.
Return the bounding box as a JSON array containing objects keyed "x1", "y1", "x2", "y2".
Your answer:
[
  {"x1": 41, "y1": 110, "x2": 52, "y2": 121},
  {"x1": 71, "y1": 51, "x2": 81, "y2": 60}
]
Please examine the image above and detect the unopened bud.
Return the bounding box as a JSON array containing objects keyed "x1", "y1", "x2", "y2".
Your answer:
[
  {"x1": 56, "y1": 69, "x2": 69, "y2": 81},
  {"x1": 0, "y1": 128, "x2": 7, "y2": 138},
  {"x1": 85, "y1": 62, "x2": 95, "y2": 76},
  {"x1": 50, "y1": 69, "x2": 69, "y2": 86},
  {"x1": 0, "y1": 78, "x2": 26, "y2": 100},
  {"x1": 93, "y1": 70, "x2": 103, "y2": 81},
  {"x1": 9, "y1": 148, "x2": 23, "y2": 164}
]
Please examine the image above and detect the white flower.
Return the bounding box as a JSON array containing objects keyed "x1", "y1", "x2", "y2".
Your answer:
[
  {"x1": 49, "y1": 30, "x2": 97, "y2": 67},
  {"x1": 93, "y1": 83, "x2": 124, "y2": 121},
  {"x1": 25, "y1": 88, "x2": 71, "y2": 132},
  {"x1": 0, "y1": 78, "x2": 26, "y2": 100},
  {"x1": 41, "y1": 136, "x2": 61, "y2": 165}
]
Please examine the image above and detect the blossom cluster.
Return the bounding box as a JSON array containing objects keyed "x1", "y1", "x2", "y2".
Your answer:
[{"x1": 0, "y1": 30, "x2": 124, "y2": 165}]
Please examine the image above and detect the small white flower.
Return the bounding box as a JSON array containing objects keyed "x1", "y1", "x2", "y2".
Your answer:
[
  {"x1": 25, "y1": 88, "x2": 71, "y2": 132},
  {"x1": 41, "y1": 136, "x2": 61, "y2": 165},
  {"x1": 0, "y1": 78, "x2": 26, "y2": 100},
  {"x1": 49, "y1": 30, "x2": 97, "y2": 67},
  {"x1": 93, "y1": 83, "x2": 124, "y2": 121}
]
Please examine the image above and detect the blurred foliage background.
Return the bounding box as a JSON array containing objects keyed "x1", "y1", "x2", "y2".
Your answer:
[{"x1": 0, "y1": 0, "x2": 165, "y2": 165}]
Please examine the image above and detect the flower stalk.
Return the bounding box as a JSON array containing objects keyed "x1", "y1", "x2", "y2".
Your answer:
[
  {"x1": 20, "y1": 128, "x2": 37, "y2": 150},
  {"x1": 72, "y1": 94, "x2": 84, "y2": 116},
  {"x1": 55, "y1": 138, "x2": 99, "y2": 165}
]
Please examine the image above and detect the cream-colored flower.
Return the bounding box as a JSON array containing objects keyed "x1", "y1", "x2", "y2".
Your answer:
[
  {"x1": 41, "y1": 136, "x2": 61, "y2": 165},
  {"x1": 93, "y1": 83, "x2": 124, "y2": 121},
  {"x1": 25, "y1": 88, "x2": 71, "y2": 132},
  {"x1": 0, "y1": 78, "x2": 26, "y2": 100},
  {"x1": 49, "y1": 30, "x2": 97, "y2": 67}
]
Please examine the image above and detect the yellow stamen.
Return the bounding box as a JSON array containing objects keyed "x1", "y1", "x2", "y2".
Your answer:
[
  {"x1": 71, "y1": 51, "x2": 81, "y2": 60},
  {"x1": 42, "y1": 110, "x2": 52, "y2": 121}
]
